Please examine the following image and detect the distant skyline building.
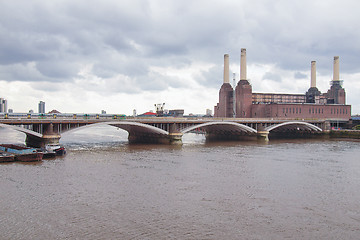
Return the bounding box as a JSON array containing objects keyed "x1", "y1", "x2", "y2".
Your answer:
[
  {"x1": 0, "y1": 98, "x2": 8, "y2": 113},
  {"x1": 38, "y1": 101, "x2": 45, "y2": 114}
]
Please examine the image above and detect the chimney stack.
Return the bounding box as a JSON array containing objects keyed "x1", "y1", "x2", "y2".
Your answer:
[
  {"x1": 240, "y1": 48, "x2": 247, "y2": 80},
  {"x1": 333, "y1": 56, "x2": 340, "y2": 81},
  {"x1": 311, "y1": 61, "x2": 316, "y2": 88},
  {"x1": 223, "y1": 54, "x2": 230, "y2": 84}
]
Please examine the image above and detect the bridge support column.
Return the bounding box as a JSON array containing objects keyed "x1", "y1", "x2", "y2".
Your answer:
[
  {"x1": 25, "y1": 122, "x2": 61, "y2": 148},
  {"x1": 168, "y1": 124, "x2": 183, "y2": 145},
  {"x1": 168, "y1": 133, "x2": 183, "y2": 145},
  {"x1": 26, "y1": 134, "x2": 61, "y2": 148},
  {"x1": 257, "y1": 131, "x2": 269, "y2": 142}
]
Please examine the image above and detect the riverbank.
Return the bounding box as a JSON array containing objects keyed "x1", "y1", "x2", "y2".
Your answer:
[{"x1": 328, "y1": 129, "x2": 360, "y2": 139}]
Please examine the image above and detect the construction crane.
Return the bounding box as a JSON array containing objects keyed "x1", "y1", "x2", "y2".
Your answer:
[{"x1": 154, "y1": 103, "x2": 165, "y2": 117}]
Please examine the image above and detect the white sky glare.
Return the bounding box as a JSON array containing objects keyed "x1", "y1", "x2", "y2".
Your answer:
[{"x1": 1, "y1": 0, "x2": 360, "y2": 115}]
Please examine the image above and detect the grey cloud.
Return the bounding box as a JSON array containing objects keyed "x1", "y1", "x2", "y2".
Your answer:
[
  {"x1": 0, "y1": 63, "x2": 46, "y2": 82},
  {"x1": 36, "y1": 61, "x2": 80, "y2": 79},
  {"x1": 263, "y1": 72, "x2": 282, "y2": 82},
  {"x1": 199, "y1": 65, "x2": 222, "y2": 88},
  {"x1": 294, "y1": 72, "x2": 307, "y2": 79},
  {"x1": 1, "y1": 0, "x2": 360, "y2": 89}
]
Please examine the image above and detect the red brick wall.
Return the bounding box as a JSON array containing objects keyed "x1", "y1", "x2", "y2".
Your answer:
[
  {"x1": 251, "y1": 103, "x2": 351, "y2": 120},
  {"x1": 235, "y1": 80, "x2": 252, "y2": 118},
  {"x1": 214, "y1": 83, "x2": 233, "y2": 117}
]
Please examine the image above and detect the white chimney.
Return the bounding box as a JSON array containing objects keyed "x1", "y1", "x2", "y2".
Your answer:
[
  {"x1": 223, "y1": 54, "x2": 230, "y2": 84},
  {"x1": 311, "y1": 61, "x2": 316, "y2": 88},
  {"x1": 333, "y1": 56, "x2": 340, "y2": 81},
  {"x1": 240, "y1": 48, "x2": 247, "y2": 80}
]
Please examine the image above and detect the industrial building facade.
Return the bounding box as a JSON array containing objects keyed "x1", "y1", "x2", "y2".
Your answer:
[{"x1": 214, "y1": 49, "x2": 351, "y2": 120}]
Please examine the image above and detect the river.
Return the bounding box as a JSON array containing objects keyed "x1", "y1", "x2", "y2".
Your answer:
[{"x1": 0, "y1": 126, "x2": 360, "y2": 239}]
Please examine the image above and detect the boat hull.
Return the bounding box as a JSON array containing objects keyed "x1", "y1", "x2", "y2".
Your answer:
[
  {"x1": 15, "y1": 152, "x2": 43, "y2": 162},
  {"x1": 0, "y1": 153, "x2": 15, "y2": 163},
  {"x1": 55, "y1": 147, "x2": 66, "y2": 156}
]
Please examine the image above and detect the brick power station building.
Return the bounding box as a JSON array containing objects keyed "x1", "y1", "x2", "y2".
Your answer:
[{"x1": 214, "y1": 49, "x2": 351, "y2": 120}]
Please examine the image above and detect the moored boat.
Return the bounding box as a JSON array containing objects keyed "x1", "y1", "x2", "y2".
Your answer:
[
  {"x1": 0, "y1": 144, "x2": 43, "y2": 162},
  {"x1": 45, "y1": 144, "x2": 66, "y2": 156}
]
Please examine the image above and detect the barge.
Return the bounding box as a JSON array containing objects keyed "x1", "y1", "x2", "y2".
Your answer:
[{"x1": 0, "y1": 144, "x2": 43, "y2": 162}]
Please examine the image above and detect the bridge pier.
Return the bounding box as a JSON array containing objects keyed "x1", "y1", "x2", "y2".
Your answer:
[
  {"x1": 25, "y1": 134, "x2": 61, "y2": 148},
  {"x1": 168, "y1": 123, "x2": 183, "y2": 145},
  {"x1": 168, "y1": 133, "x2": 183, "y2": 145},
  {"x1": 25, "y1": 122, "x2": 61, "y2": 148},
  {"x1": 257, "y1": 131, "x2": 269, "y2": 142}
]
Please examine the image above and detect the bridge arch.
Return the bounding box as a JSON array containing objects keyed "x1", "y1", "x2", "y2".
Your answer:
[
  {"x1": 181, "y1": 121, "x2": 257, "y2": 134},
  {"x1": 107, "y1": 122, "x2": 168, "y2": 135},
  {"x1": 62, "y1": 121, "x2": 168, "y2": 135},
  {"x1": 265, "y1": 121, "x2": 322, "y2": 132}
]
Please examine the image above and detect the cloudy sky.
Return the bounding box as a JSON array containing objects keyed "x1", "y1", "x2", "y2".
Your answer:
[{"x1": 1, "y1": 0, "x2": 360, "y2": 115}]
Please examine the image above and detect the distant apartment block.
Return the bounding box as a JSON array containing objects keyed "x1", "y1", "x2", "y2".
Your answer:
[
  {"x1": 0, "y1": 98, "x2": 8, "y2": 113},
  {"x1": 38, "y1": 101, "x2": 45, "y2": 114}
]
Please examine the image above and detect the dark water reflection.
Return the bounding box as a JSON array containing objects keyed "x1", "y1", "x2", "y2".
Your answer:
[{"x1": 1, "y1": 127, "x2": 360, "y2": 239}]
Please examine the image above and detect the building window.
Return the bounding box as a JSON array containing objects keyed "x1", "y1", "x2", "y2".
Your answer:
[
  {"x1": 309, "y1": 109, "x2": 311, "y2": 114},
  {"x1": 322, "y1": 109, "x2": 324, "y2": 114},
  {"x1": 283, "y1": 108, "x2": 285, "y2": 113},
  {"x1": 300, "y1": 108, "x2": 301, "y2": 113}
]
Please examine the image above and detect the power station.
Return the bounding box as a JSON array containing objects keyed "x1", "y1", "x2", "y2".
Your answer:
[{"x1": 214, "y1": 49, "x2": 351, "y2": 120}]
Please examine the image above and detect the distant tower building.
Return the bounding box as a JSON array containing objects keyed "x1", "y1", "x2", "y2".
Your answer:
[
  {"x1": 0, "y1": 98, "x2": 7, "y2": 113},
  {"x1": 38, "y1": 101, "x2": 45, "y2": 114},
  {"x1": 3, "y1": 99, "x2": 7, "y2": 113},
  {"x1": 0, "y1": 98, "x2": 4, "y2": 112}
]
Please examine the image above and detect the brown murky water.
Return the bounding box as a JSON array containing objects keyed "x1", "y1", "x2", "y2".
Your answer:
[{"x1": 1, "y1": 126, "x2": 360, "y2": 239}]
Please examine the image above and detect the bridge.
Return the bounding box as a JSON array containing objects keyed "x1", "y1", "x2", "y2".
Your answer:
[{"x1": 0, "y1": 114, "x2": 331, "y2": 147}]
